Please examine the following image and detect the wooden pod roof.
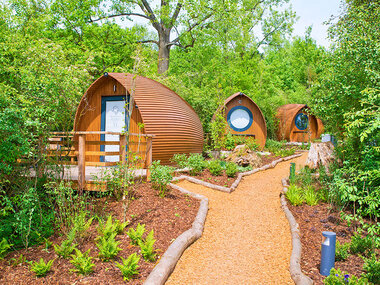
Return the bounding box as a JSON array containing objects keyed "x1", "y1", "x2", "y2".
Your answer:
[
  {"x1": 219, "y1": 92, "x2": 267, "y2": 149},
  {"x1": 276, "y1": 104, "x2": 322, "y2": 142},
  {"x1": 74, "y1": 73, "x2": 204, "y2": 164}
]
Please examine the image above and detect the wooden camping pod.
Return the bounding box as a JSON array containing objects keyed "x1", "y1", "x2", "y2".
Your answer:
[
  {"x1": 73, "y1": 73, "x2": 204, "y2": 165},
  {"x1": 276, "y1": 104, "x2": 323, "y2": 142},
  {"x1": 217, "y1": 92, "x2": 267, "y2": 150}
]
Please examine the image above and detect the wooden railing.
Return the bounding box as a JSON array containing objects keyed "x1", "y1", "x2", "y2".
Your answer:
[{"x1": 46, "y1": 131, "x2": 154, "y2": 191}]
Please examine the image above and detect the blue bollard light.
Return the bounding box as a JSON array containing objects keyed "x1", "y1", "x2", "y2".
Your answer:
[{"x1": 320, "y1": 231, "x2": 336, "y2": 276}]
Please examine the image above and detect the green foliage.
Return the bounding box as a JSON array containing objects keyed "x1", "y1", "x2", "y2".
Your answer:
[
  {"x1": 70, "y1": 249, "x2": 95, "y2": 275},
  {"x1": 96, "y1": 233, "x2": 122, "y2": 261},
  {"x1": 115, "y1": 253, "x2": 140, "y2": 281},
  {"x1": 127, "y1": 223, "x2": 145, "y2": 246},
  {"x1": 30, "y1": 258, "x2": 54, "y2": 277},
  {"x1": 210, "y1": 108, "x2": 227, "y2": 151},
  {"x1": 138, "y1": 230, "x2": 157, "y2": 262},
  {"x1": 304, "y1": 186, "x2": 319, "y2": 206},
  {"x1": 274, "y1": 148, "x2": 295, "y2": 158},
  {"x1": 207, "y1": 160, "x2": 223, "y2": 176},
  {"x1": 324, "y1": 268, "x2": 368, "y2": 285},
  {"x1": 286, "y1": 185, "x2": 305, "y2": 206},
  {"x1": 362, "y1": 254, "x2": 380, "y2": 284},
  {"x1": 224, "y1": 133, "x2": 259, "y2": 151},
  {"x1": 150, "y1": 161, "x2": 174, "y2": 197},
  {"x1": 98, "y1": 216, "x2": 128, "y2": 239},
  {"x1": 187, "y1": 154, "x2": 205, "y2": 176},
  {"x1": 71, "y1": 212, "x2": 93, "y2": 241},
  {"x1": 171, "y1": 154, "x2": 188, "y2": 169},
  {"x1": 265, "y1": 139, "x2": 286, "y2": 154},
  {"x1": 350, "y1": 233, "x2": 374, "y2": 256},
  {"x1": 54, "y1": 228, "x2": 77, "y2": 259},
  {"x1": 225, "y1": 162, "x2": 238, "y2": 178},
  {"x1": 335, "y1": 241, "x2": 350, "y2": 262},
  {"x1": 0, "y1": 238, "x2": 12, "y2": 259}
]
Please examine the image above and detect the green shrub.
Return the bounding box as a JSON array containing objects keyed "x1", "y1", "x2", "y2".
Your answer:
[
  {"x1": 274, "y1": 148, "x2": 295, "y2": 157},
  {"x1": 350, "y1": 233, "x2": 374, "y2": 256},
  {"x1": 30, "y1": 258, "x2": 54, "y2": 277},
  {"x1": 286, "y1": 185, "x2": 305, "y2": 206},
  {"x1": 115, "y1": 253, "x2": 140, "y2": 281},
  {"x1": 98, "y1": 216, "x2": 128, "y2": 239},
  {"x1": 171, "y1": 153, "x2": 188, "y2": 169},
  {"x1": 150, "y1": 161, "x2": 174, "y2": 197},
  {"x1": 138, "y1": 230, "x2": 157, "y2": 262},
  {"x1": 335, "y1": 241, "x2": 350, "y2": 261},
  {"x1": 187, "y1": 154, "x2": 205, "y2": 175},
  {"x1": 96, "y1": 233, "x2": 122, "y2": 261},
  {"x1": 127, "y1": 223, "x2": 146, "y2": 246},
  {"x1": 207, "y1": 160, "x2": 222, "y2": 176},
  {"x1": 225, "y1": 162, "x2": 238, "y2": 177},
  {"x1": 54, "y1": 228, "x2": 77, "y2": 258},
  {"x1": 70, "y1": 249, "x2": 95, "y2": 275},
  {"x1": 0, "y1": 238, "x2": 12, "y2": 259},
  {"x1": 265, "y1": 139, "x2": 285, "y2": 153},
  {"x1": 304, "y1": 186, "x2": 319, "y2": 206},
  {"x1": 324, "y1": 268, "x2": 368, "y2": 284},
  {"x1": 72, "y1": 212, "x2": 94, "y2": 241},
  {"x1": 362, "y1": 254, "x2": 380, "y2": 284}
]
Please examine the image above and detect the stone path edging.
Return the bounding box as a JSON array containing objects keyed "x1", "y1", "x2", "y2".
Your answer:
[
  {"x1": 280, "y1": 178, "x2": 314, "y2": 285},
  {"x1": 172, "y1": 153, "x2": 303, "y2": 194},
  {"x1": 143, "y1": 184, "x2": 209, "y2": 285}
]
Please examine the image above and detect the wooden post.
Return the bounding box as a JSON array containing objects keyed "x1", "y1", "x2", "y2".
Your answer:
[
  {"x1": 145, "y1": 136, "x2": 153, "y2": 181},
  {"x1": 120, "y1": 134, "x2": 127, "y2": 166},
  {"x1": 78, "y1": 134, "x2": 86, "y2": 194}
]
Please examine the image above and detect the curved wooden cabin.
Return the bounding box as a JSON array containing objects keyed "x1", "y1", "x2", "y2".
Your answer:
[
  {"x1": 219, "y1": 92, "x2": 267, "y2": 149},
  {"x1": 276, "y1": 104, "x2": 324, "y2": 142},
  {"x1": 74, "y1": 73, "x2": 204, "y2": 165}
]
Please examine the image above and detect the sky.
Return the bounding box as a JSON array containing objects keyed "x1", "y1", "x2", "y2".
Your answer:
[{"x1": 290, "y1": 0, "x2": 343, "y2": 47}]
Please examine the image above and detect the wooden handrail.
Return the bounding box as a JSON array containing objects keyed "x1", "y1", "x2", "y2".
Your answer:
[{"x1": 50, "y1": 131, "x2": 155, "y2": 137}]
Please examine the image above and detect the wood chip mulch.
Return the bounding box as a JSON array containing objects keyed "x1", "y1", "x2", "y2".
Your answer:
[{"x1": 0, "y1": 182, "x2": 199, "y2": 284}]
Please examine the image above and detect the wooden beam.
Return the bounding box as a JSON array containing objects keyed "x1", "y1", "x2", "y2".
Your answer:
[
  {"x1": 120, "y1": 134, "x2": 127, "y2": 166},
  {"x1": 145, "y1": 136, "x2": 153, "y2": 181},
  {"x1": 78, "y1": 134, "x2": 86, "y2": 195}
]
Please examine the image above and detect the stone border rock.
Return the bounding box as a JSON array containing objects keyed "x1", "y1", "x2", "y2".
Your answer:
[
  {"x1": 280, "y1": 178, "x2": 314, "y2": 285},
  {"x1": 172, "y1": 153, "x2": 303, "y2": 194},
  {"x1": 143, "y1": 184, "x2": 209, "y2": 285}
]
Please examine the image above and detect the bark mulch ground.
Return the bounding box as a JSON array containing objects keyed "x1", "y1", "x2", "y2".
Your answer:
[
  {"x1": 288, "y1": 203, "x2": 370, "y2": 284},
  {"x1": 0, "y1": 183, "x2": 199, "y2": 284}
]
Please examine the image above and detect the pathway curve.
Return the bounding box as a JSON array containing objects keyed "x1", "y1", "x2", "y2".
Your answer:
[{"x1": 166, "y1": 153, "x2": 308, "y2": 285}]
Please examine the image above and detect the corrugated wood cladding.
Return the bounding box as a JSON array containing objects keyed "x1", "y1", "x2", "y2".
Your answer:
[
  {"x1": 74, "y1": 73, "x2": 203, "y2": 164},
  {"x1": 222, "y1": 93, "x2": 267, "y2": 150},
  {"x1": 276, "y1": 104, "x2": 324, "y2": 143}
]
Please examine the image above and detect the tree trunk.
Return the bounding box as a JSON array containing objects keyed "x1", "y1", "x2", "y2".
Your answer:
[
  {"x1": 158, "y1": 29, "x2": 171, "y2": 74},
  {"x1": 306, "y1": 142, "x2": 335, "y2": 172}
]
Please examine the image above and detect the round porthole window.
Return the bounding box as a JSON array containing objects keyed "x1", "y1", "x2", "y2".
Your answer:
[
  {"x1": 295, "y1": 113, "x2": 309, "y2": 130},
  {"x1": 227, "y1": 106, "x2": 253, "y2": 132}
]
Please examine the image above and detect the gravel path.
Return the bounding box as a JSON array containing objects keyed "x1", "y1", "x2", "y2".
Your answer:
[{"x1": 166, "y1": 153, "x2": 308, "y2": 285}]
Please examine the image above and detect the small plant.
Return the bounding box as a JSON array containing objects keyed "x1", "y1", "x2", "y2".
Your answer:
[
  {"x1": 150, "y1": 161, "x2": 174, "y2": 197},
  {"x1": 350, "y1": 233, "x2": 374, "y2": 256},
  {"x1": 42, "y1": 237, "x2": 53, "y2": 252},
  {"x1": 187, "y1": 153, "x2": 205, "y2": 175},
  {"x1": 30, "y1": 258, "x2": 54, "y2": 277},
  {"x1": 275, "y1": 148, "x2": 295, "y2": 157},
  {"x1": 115, "y1": 253, "x2": 140, "y2": 281},
  {"x1": 96, "y1": 233, "x2": 122, "y2": 261},
  {"x1": 70, "y1": 249, "x2": 95, "y2": 275},
  {"x1": 10, "y1": 254, "x2": 27, "y2": 266},
  {"x1": 127, "y1": 223, "x2": 146, "y2": 245},
  {"x1": 98, "y1": 215, "x2": 128, "y2": 239},
  {"x1": 207, "y1": 160, "x2": 222, "y2": 176},
  {"x1": 0, "y1": 238, "x2": 12, "y2": 259},
  {"x1": 54, "y1": 228, "x2": 77, "y2": 258},
  {"x1": 335, "y1": 241, "x2": 350, "y2": 261},
  {"x1": 138, "y1": 230, "x2": 157, "y2": 262},
  {"x1": 304, "y1": 186, "x2": 319, "y2": 206},
  {"x1": 225, "y1": 162, "x2": 238, "y2": 177},
  {"x1": 171, "y1": 153, "x2": 188, "y2": 169},
  {"x1": 324, "y1": 268, "x2": 368, "y2": 284},
  {"x1": 362, "y1": 254, "x2": 380, "y2": 284},
  {"x1": 285, "y1": 185, "x2": 305, "y2": 206},
  {"x1": 72, "y1": 211, "x2": 94, "y2": 240}
]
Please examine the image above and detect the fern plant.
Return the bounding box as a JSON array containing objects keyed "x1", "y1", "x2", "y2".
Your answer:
[
  {"x1": 70, "y1": 249, "x2": 95, "y2": 275},
  {"x1": 30, "y1": 258, "x2": 54, "y2": 277},
  {"x1": 98, "y1": 216, "x2": 128, "y2": 239},
  {"x1": 138, "y1": 230, "x2": 157, "y2": 262},
  {"x1": 286, "y1": 185, "x2": 305, "y2": 206},
  {"x1": 304, "y1": 186, "x2": 319, "y2": 206},
  {"x1": 54, "y1": 227, "x2": 77, "y2": 258},
  {"x1": 96, "y1": 233, "x2": 122, "y2": 261},
  {"x1": 0, "y1": 238, "x2": 12, "y2": 259},
  {"x1": 127, "y1": 223, "x2": 146, "y2": 245},
  {"x1": 115, "y1": 253, "x2": 140, "y2": 281},
  {"x1": 72, "y1": 212, "x2": 94, "y2": 240}
]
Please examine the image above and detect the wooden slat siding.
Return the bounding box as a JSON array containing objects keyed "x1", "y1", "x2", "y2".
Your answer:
[
  {"x1": 73, "y1": 73, "x2": 204, "y2": 165},
  {"x1": 78, "y1": 134, "x2": 85, "y2": 193},
  {"x1": 222, "y1": 92, "x2": 267, "y2": 150},
  {"x1": 276, "y1": 104, "x2": 322, "y2": 143}
]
